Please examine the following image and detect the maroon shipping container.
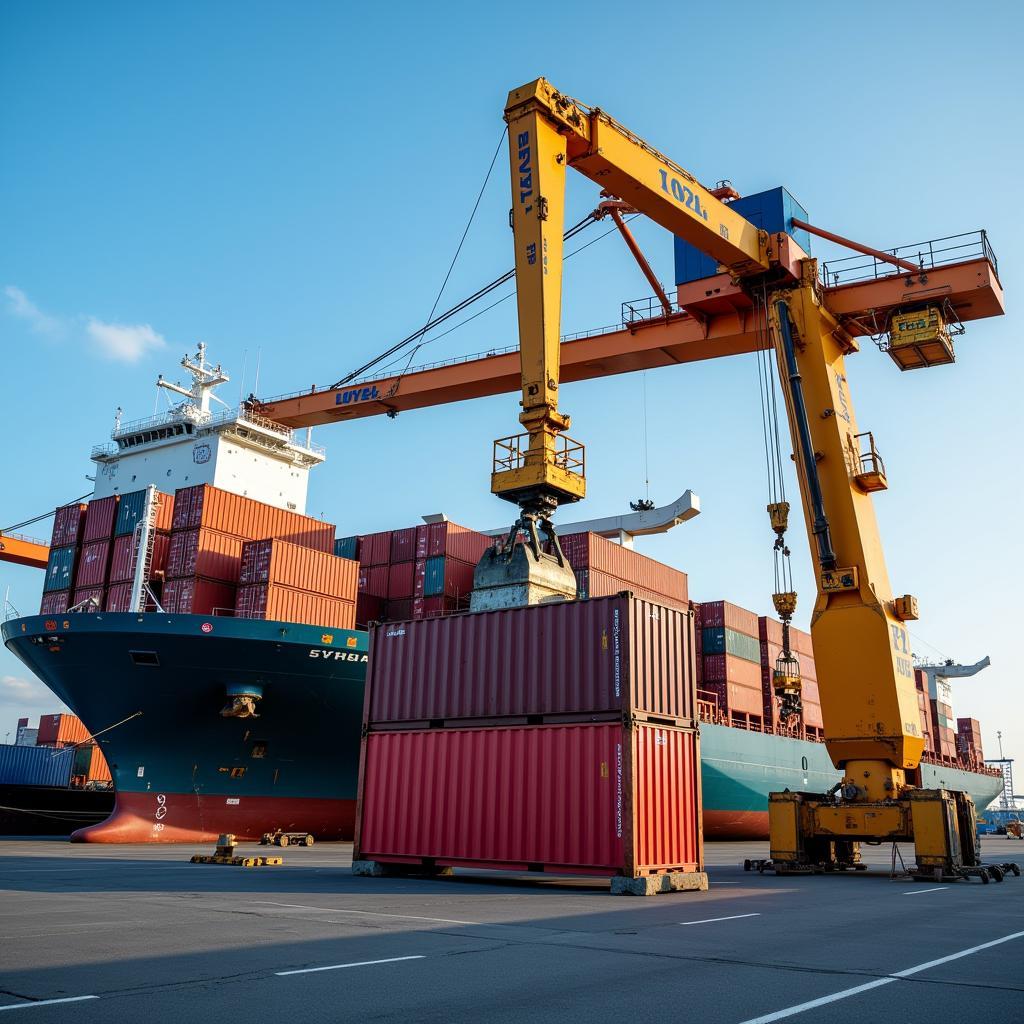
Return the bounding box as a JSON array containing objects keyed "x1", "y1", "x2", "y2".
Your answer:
[
  {"x1": 163, "y1": 576, "x2": 236, "y2": 616},
  {"x1": 701, "y1": 680, "x2": 764, "y2": 717},
  {"x1": 51, "y1": 502, "x2": 88, "y2": 548},
  {"x1": 355, "y1": 721, "x2": 702, "y2": 877},
  {"x1": 109, "y1": 532, "x2": 170, "y2": 584},
  {"x1": 74, "y1": 540, "x2": 111, "y2": 588},
  {"x1": 39, "y1": 590, "x2": 70, "y2": 615},
  {"x1": 390, "y1": 528, "x2": 417, "y2": 564},
  {"x1": 699, "y1": 600, "x2": 758, "y2": 637},
  {"x1": 410, "y1": 595, "x2": 463, "y2": 619},
  {"x1": 167, "y1": 529, "x2": 244, "y2": 581},
  {"x1": 414, "y1": 521, "x2": 493, "y2": 563},
  {"x1": 358, "y1": 531, "x2": 391, "y2": 567},
  {"x1": 171, "y1": 484, "x2": 333, "y2": 552},
  {"x1": 359, "y1": 565, "x2": 389, "y2": 597},
  {"x1": 575, "y1": 569, "x2": 689, "y2": 612},
  {"x1": 801, "y1": 679, "x2": 824, "y2": 728},
  {"x1": 37, "y1": 713, "x2": 91, "y2": 747},
  {"x1": 757, "y1": 616, "x2": 814, "y2": 658},
  {"x1": 366, "y1": 593, "x2": 696, "y2": 726},
  {"x1": 235, "y1": 583, "x2": 355, "y2": 630},
  {"x1": 387, "y1": 560, "x2": 415, "y2": 600},
  {"x1": 82, "y1": 496, "x2": 119, "y2": 542},
  {"x1": 356, "y1": 593, "x2": 386, "y2": 628},
  {"x1": 70, "y1": 586, "x2": 105, "y2": 613},
  {"x1": 387, "y1": 599, "x2": 412, "y2": 621},
  {"x1": 702, "y1": 653, "x2": 762, "y2": 688},
  {"x1": 105, "y1": 582, "x2": 134, "y2": 612},
  {"x1": 238, "y1": 538, "x2": 357, "y2": 598},
  {"x1": 562, "y1": 533, "x2": 688, "y2": 604}
]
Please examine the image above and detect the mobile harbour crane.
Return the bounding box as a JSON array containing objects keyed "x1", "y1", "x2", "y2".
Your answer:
[{"x1": 4, "y1": 79, "x2": 1010, "y2": 882}]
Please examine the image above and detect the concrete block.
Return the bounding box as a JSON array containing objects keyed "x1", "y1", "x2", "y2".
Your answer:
[{"x1": 610, "y1": 871, "x2": 709, "y2": 896}]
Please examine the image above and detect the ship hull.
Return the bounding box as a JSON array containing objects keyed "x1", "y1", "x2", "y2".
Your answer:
[
  {"x1": 4, "y1": 615, "x2": 1003, "y2": 843},
  {"x1": 3, "y1": 613, "x2": 367, "y2": 842}
]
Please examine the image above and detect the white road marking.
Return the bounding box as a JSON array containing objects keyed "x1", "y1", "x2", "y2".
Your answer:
[
  {"x1": 737, "y1": 929, "x2": 1024, "y2": 1024},
  {"x1": 255, "y1": 900, "x2": 478, "y2": 926},
  {"x1": 680, "y1": 913, "x2": 761, "y2": 926},
  {"x1": 902, "y1": 886, "x2": 949, "y2": 895},
  {"x1": 276, "y1": 955, "x2": 425, "y2": 976},
  {"x1": 0, "y1": 996, "x2": 99, "y2": 1012}
]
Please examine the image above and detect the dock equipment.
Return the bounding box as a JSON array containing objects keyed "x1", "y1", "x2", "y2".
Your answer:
[{"x1": 190, "y1": 833, "x2": 283, "y2": 867}]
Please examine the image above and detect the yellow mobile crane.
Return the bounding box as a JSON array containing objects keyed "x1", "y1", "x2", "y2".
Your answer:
[{"x1": 492, "y1": 77, "x2": 1010, "y2": 882}]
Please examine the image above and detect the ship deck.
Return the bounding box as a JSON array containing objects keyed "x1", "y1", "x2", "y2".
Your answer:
[{"x1": 1, "y1": 837, "x2": 1021, "y2": 1022}]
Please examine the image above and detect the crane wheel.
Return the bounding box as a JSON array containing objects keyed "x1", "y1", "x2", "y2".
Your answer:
[
  {"x1": 978, "y1": 868, "x2": 990, "y2": 884},
  {"x1": 278, "y1": 835, "x2": 289, "y2": 847},
  {"x1": 989, "y1": 865, "x2": 1004, "y2": 883}
]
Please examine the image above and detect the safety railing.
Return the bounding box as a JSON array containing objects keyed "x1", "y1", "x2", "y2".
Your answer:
[
  {"x1": 820, "y1": 230, "x2": 998, "y2": 287},
  {"x1": 621, "y1": 294, "x2": 683, "y2": 325},
  {"x1": 492, "y1": 433, "x2": 586, "y2": 479},
  {"x1": 855, "y1": 431, "x2": 886, "y2": 478}
]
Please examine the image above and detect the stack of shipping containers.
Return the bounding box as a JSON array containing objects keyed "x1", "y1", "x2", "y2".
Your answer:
[
  {"x1": 105, "y1": 490, "x2": 174, "y2": 611},
  {"x1": 235, "y1": 538, "x2": 357, "y2": 630},
  {"x1": 40, "y1": 501, "x2": 88, "y2": 614},
  {"x1": 695, "y1": 601, "x2": 764, "y2": 729},
  {"x1": 163, "y1": 483, "x2": 334, "y2": 615},
  {"x1": 956, "y1": 717, "x2": 984, "y2": 766},
  {"x1": 915, "y1": 669, "x2": 934, "y2": 754},
  {"x1": 758, "y1": 617, "x2": 822, "y2": 738},
  {"x1": 35, "y1": 713, "x2": 111, "y2": 787},
  {"x1": 346, "y1": 520, "x2": 492, "y2": 627},
  {"x1": 355, "y1": 595, "x2": 704, "y2": 886},
  {"x1": 71, "y1": 495, "x2": 120, "y2": 611}
]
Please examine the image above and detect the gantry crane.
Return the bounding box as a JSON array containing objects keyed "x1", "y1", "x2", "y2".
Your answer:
[{"x1": 3, "y1": 78, "x2": 1009, "y2": 881}]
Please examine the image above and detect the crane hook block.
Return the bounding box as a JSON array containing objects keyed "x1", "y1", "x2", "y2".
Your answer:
[
  {"x1": 772, "y1": 591, "x2": 798, "y2": 619},
  {"x1": 893, "y1": 594, "x2": 920, "y2": 621},
  {"x1": 767, "y1": 502, "x2": 790, "y2": 536}
]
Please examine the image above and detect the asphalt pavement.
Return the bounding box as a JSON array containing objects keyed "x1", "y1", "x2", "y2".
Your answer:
[{"x1": 0, "y1": 837, "x2": 1021, "y2": 1022}]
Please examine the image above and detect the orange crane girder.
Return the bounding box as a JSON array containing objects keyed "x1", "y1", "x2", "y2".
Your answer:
[
  {"x1": 0, "y1": 533, "x2": 50, "y2": 570},
  {"x1": 258, "y1": 257, "x2": 1003, "y2": 430}
]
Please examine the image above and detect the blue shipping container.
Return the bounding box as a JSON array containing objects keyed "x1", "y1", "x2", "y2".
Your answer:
[
  {"x1": 423, "y1": 555, "x2": 446, "y2": 597},
  {"x1": 334, "y1": 536, "x2": 360, "y2": 560},
  {"x1": 44, "y1": 546, "x2": 76, "y2": 593},
  {"x1": 674, "y1": 186, "x2": 811, "y2": 285},
  {"x1": 114, "y1": 489, "x2": 147, "y2": 536},
  {"x1": 0, "y1": 743, "x2": 74, "y2": 788}
]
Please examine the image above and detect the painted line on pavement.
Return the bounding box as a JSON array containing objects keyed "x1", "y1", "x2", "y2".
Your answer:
[
  {"x1": 737, "y1": 929, "x2": 1024, "y2": 1024},
  {"x1": 902, "y1": 886, "x2": 949, "y2": 895},
  {"x1": 680, "y1": 913, "x2": 761, "y2": 926},
  {"x1": 277, "y1": 955, "x2": 425, "y2": 977},
  {"x1": 0, "y1": 996, "x2": 99, "y2": 1013},
  {"x1": 255, "y1": 901, "x2": 478, "y2": 926}
]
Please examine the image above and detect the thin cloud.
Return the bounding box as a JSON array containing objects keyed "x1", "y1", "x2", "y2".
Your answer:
[
  {"x1": 4, "y1": 285, "x2": 64, "y2": 336},
  {"x1": 0, "y1": 674, "x2": 52, "y2": 707},
  {"x1": 86, "y1": 318, "x2": 166, "y2": 363}
]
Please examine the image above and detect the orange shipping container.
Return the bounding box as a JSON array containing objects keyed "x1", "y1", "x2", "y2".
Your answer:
[
  {"x1": 801, "y1": 679, "x2": 824, "y2": 729},
  {"x1": 172, "y1": 484, "x2": 334, "y2": 552},
  {"x1": 236, "y1": 583, "x2": 355, "y2": 630},
  {"x1": 37, "y1": 713, "x2": 91, "y2": 747},
  {"x1": 562, "y1": 532, "x2": 688, "y2": 604},
  {"x1": 163, "y1": 576, "x2": 237, "y2": 615},
  {"x1": 238, "y1": 538, "x2": 358, "y2": 598},
  {"x1": 575, "y1": 569, "x2": 688, "y2": 611},
  {"x1": 166, "y1": 529, "x2": 245, "y2": 581}
]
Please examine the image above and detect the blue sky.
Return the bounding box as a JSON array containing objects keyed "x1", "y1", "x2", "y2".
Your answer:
[{"x1": 1, "y1": 1, "x2": 1021, "y2": 778}]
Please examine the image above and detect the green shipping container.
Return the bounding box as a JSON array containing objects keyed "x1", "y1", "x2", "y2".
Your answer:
[
  {"x1": 334, "y1": 536, "x2": 359, "y2": 560},
  {"x1": 702, "y1": 626, "x2": 760, "y2": 664},
  {"x1": 44, "y1": 546, "x2": 77, "y2": 592},
  {"x1": 114, "y1": 489, "x2": 147, "y2": 536}
]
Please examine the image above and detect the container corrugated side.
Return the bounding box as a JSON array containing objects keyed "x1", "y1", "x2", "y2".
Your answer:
[
  {"x1": 51, "y1": 502, "x2": 87, "y2": 547},
  {"x1": 421, "y1": 555, "x2": 476, "y2": 599},
  {"x1": 387, "y1": 560, "x2": 415, "y2": 600},
  {"x1": 37, "y1": 713, "x2": 91, "y2": 746},
  {"x1": 390, "y1": 528, "x2": 417, "y2": 563},
  {"x1": 163, "y1": 576, "x2": 237, "y2": 615},
  {"x1": 39, "y1": 590, "x2": 70, "y2": 615},
  {"x1": 70, "y1": 586, "x2": 105, "y2": 612},
  {"x1": 699, "y1": 600, "x2": 758, "y2": 636},
  {"x1": 334, "y1": 536, "x2": 360, "y2": 560},
  {"x1": 43, "y1": 546, "x2": 77, "y2": 593},
  {"x1": 358, "y1": 531, "x2": 391, "y2": 567},
  {"x1": 356, "y1": 722, "x2": 701, "y2": 876},
  {"x1": 575, "y1": 569, "x2": 689, "y2": 611},
  {"x1": 701, "y1": 653, "x2": 762, "y2": 688},
  {"x1": 74, "y1": 540, "x2": 112, "y2": 588},
  {"x1": 82, "y1": 496, "x2": 119, "y2": 542},
  {"x1": 109, "y1": 532, "x2": 170, "y2": 583},
  {"x1": 701, "y1": 626, "x2": 760, "y2": 663},
  {"x1": 366, "y1": 593, "x2": 695, "y2": 725},
  {"x1": 166, "y1": 528, "x2": 244, "y2": 581},
  {"x1": 0, "y1": 743, "x2": 74, "y2": 788},
  {"x1": 562, "y1": 532, "x2": 688, "y2": 603},
  {"x1": 113, "y1": 488, "x2": 174, "y2": 536},
  {"x1": 358, "y1": 565, "x2": 389, "y2": 596},
  {"x1": 239, "y1": 538, "x2": 358, "y2": 598},
  {"x1": 235, "y1": 583, "x2": 355, "y2": 630}
]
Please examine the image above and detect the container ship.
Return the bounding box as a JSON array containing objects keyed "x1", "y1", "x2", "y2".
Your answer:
[{"x1": 1, "y1": 348, "x2": 1003, "y2": 842}]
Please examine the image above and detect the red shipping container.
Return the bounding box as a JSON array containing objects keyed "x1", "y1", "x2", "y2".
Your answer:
[
  {"x1": 387, "y1": 560, "x2": 415, "y2": 600},
  {"x1": 109, "y1": 532, "x2": 170, "y2": 584},
  {"x1": 39, "y1": 590, "x2": 70, "y2": 615},
  {"x1": 171, "y1": 484, "x2": 333, "y2": 552},
  {"x1": 82, "y1": 496, "x2": 119, "y2": 542},
  {"x1": 105, "y1": 582, "x2": 134, "y2": 612},
  {"x1": 699, "y1": 601, "x2": 758, "y2": 637},
  {"x1": 355, "y1": 721, "x2": 703, "y2": 877},
  {"x1": 235, "y1": 583, "x2": 354, "y2": 630},
  {"x1": 576, "y1": 569, "x2": 688, "y2": 612},
  {"x1": 387, "y1": 599, "x2": 413, "y2": 621},
  {"x1": 562, "y1": 533, "x2": 688, "y2": 604},
  {"x1": 37, "y1": 713, "x2": 91, "y2": 747},
  {"x1": 51, "y1": 502, "x2": 88, "y2": 548},
  {"x1": 358, "y1": 565, "x2": 389, "y2": 597},
  {"x1": 702, "y1": 653, "x2": 762, "y2": 689},
  {"x1": 411, "y1": 595, "x2": 463, "y2": 619},
  {"x1": 366, "y1": 593, "x2": 696, "y2": 726},
  {"x1": 358, "y1": 531, "x2": 391, "y2": 567},
  {"x1": 163, "y1": 576, "x2": 236, "y2": 616},
  {"x1": 74, "y1": 539, "x2": 111, "y2": 588},
  {"x1": 166, "y1": 529, "x2": 244, "y2": 581},
  {"x1": 414, "y1": 521, "x2": 493, "y2": 562},
  {"x1": 356, "y1": 593, "x2": 386, "y2": 628},
  {"x1": 702, "y1": 680, "x2": 764, "y2": 717},
  {"x1": 390, "y1": 528, "x2": 417, "y2": 563},
  {"x1": 239, "y1": 538, "x2": 358, "y2": 598},
  {"x1": 801, "y1": 679, "x2": 824, "y2": 729}
]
